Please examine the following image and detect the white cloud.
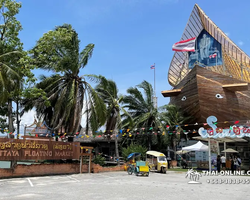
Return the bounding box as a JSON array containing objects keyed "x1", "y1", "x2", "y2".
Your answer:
[
  {"x1": 15, "y1": 110, "x2": 37, "y2": 135},
  {"x1": 20, "y1": 110, "x2": 37, "y2": 127},
  {"x1": 238, "y1": 41, "x2": 244, "y2": 46}
]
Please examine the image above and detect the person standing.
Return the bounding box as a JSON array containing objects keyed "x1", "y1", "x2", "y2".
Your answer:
[
  {"x1": 233, "y1": 156, "x2": 239, "y2": 172},
  {"x1": 221, "y1": 154, "x2": 226, "y2": 171},
  {"x1": 236, "y1": 156, "x2": 242, "y2": 171},
  {"x1": 217, "y1": 155, "x2": 221, "y2": 172},
  {"x1": 230, "y1": 154, "x2": 234, "y2": 173}
]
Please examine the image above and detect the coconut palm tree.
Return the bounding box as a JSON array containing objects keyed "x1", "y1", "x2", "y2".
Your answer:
[
  {"x1": 159, "y1": 104, "x2": 190, "y2": 159},
  {"x1": 122, "y1": 80, "x2": 165, "y2": 150},
  {"x1": 23, "y1": 24, "x2": 106, "y2": 134},
  {"x1": 95, "y1": 76, "x2": 132, "y2": 165}
]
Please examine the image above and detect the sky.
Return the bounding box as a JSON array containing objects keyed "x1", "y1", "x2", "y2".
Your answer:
[{"x1": 14, "y1": 0, "x2": 250, "y2": 131}]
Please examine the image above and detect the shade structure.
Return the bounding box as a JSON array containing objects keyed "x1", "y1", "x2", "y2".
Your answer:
[
  {"x1": 221, "y1": 148, "x2": 238, "y2": 153},
  {"x1": 176, "y1": 150, "x2": 190, "y2": 155},
  {"x1": 182, "y1": 141, "x2": 208, "y2": 151}
]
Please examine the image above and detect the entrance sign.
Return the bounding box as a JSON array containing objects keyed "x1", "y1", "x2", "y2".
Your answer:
[
  {"x1": 0, "y1": 138, "x2": 80, "y2": 161},
  {"x1": 198, "y1": 116, "x2": 250, "y2": 138}
]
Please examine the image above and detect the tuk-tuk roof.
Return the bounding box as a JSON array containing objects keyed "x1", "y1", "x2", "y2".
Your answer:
[{"x1": 146, "y1": 151, "x2": 165, "y2": 157}]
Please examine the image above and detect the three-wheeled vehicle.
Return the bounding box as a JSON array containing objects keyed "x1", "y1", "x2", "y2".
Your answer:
[
  {"x1": 146, "y1": 151, "x2": 168, "y2": 173},
  {"x1": 125, "y1": 152, "x2": 149, "y2": 176}
]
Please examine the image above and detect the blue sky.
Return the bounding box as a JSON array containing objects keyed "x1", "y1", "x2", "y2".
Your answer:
[{"x1": 16, "y1": 0, "x2": 250, "y2": 128}]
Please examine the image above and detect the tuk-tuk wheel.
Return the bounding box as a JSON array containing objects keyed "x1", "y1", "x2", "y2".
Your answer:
[
  {"x1": 146, "y1": 172, "x2": 149, "y2": 177},
  {"x1": 162, "y1": 168, "x2": 166, "y2": 174},
  {"x1": 127, "y1": 167, "x2": 133, "y2": 175}
]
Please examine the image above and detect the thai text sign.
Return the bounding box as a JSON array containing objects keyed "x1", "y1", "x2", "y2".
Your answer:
[
  {"x1": 0, "y1": 138, "x2": 80, "y2": 161},
  {"x1": 198, "y1": 116, "x2": 250, "y2": 139}
]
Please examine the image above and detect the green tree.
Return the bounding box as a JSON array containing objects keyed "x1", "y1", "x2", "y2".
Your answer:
[
  {"x1": 25, "y1": 24, "x2": 106, "y2": 134},
  {"x1": 159, "y1": 104, "x2": 190, "y2": 159},
  {"x1": 0, "y1": 0, "x2": 26, "y2": 137},
  {"x1": 95, "y1": 76, "x2": 131, "y2": 165},
  {"x1": 122, "y1": 144, "x2": 147, "y2": 161},
  {"x1": 122, "y1": 80, "x2": 166, "y2": 150}
]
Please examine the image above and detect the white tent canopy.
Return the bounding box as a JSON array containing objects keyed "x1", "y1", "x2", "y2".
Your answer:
[{"x1": 182, "y1": 141, "x2": 209, "y2": 151}]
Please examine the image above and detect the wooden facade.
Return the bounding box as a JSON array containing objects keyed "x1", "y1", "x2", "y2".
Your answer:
[{"x1": 163, "y1": 66, "x2": 250, "y2": 125}]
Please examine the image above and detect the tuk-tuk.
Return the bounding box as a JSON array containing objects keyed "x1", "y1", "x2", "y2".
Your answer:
[
  {"x1": 146, "y1": 151, "x2": 168, "y2": 173},
  {"x1": 125, "y1": 152, "x2": 149, "y2": 176}
]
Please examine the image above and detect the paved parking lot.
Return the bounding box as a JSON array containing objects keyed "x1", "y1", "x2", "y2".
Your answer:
[{"x1": 0, "y1": 171, "x2": 249, "y2": 200}]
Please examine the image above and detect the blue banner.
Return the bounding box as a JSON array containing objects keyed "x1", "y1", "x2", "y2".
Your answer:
[{"x1": 188, "y1": 29, "x2": 223, "y2": 69}]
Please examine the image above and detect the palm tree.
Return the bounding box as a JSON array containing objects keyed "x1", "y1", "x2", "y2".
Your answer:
[
  {"x1": 95, "y1": 76, "x2": 131, "y2": 165},
  {"x1": 159, "y1": 104, "x2": 190, "y2": 159},
  {"x1": 122, "y1": 80, "x2": 166, "y2": 150},
  {"x1": 24, "y1": 24, "x2": 106, "y2": 134}
]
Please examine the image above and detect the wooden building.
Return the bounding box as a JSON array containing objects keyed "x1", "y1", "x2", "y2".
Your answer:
[
  {"x1": 161, "y1": 4, "x2": 250, "y2": 168},
  {"x1": 162, "y1": 4, "x2": 250, "y2": 125}
]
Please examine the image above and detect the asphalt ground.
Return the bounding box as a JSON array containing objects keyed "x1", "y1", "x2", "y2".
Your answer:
[{"x1": 0, "y1": 171, "x2": 249, "y2": 200}]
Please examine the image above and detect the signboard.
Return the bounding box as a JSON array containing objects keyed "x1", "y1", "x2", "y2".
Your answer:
[
  {"x1": 0, "y1": 138, "x2": 80, "y2": 161},
  {"x1": 211, "y1": 153, "x2": 217, "y2": 171},
  {"x1": 195, "y1": 151, "x2": 208, "y2": 161},
  {"x1": 188, "y1": 29, "x2": 223, "y2": 69},
  {"x1": 198, "y1": 116, "x2": 250, "y2": 138},
  {"x1": 210, "y1": 139, "x2": 218, "y2": 171}
]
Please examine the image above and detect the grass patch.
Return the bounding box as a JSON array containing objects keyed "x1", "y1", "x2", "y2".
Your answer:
[
  {"x1": 168, "y1": 168, "x2": 188, "y2": 172},
  {"x1": 168, "y1": 168, "x2": 204, "y2": 172}
]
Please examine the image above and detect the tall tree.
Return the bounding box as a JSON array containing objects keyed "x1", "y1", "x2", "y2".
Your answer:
[
  {"x1": 159, "y1": 104, "x2": 190, "y2": 159},
  {"x1": 95, "y1": 76, "x2": 131, "y2": 165},
  {"x1": 0, "y1": 0, "x2": 23, "y2": 136},
  {"x1": 122, "y1": 80, "x2": 166, "y2": 150},
  {"x1": 25, "y1": 24, "x2": 106, "y2": 134}
]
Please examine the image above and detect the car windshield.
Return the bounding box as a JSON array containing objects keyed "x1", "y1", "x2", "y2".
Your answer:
[{"x1": 158, "y1": 156, "x2": 167, "y2": 161}]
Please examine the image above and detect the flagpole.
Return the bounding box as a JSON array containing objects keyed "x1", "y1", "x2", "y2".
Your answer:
[{"x1": 154, "y1": 63, "x2": 156, "y2": 98}]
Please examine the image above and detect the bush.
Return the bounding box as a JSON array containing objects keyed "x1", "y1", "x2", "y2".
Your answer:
[
  {"x1": 122, "y1": 144, "x2": 147, "y2": 161},
  {"x1": 93, "y1": 154, "x2": 105, "y2": 166}
]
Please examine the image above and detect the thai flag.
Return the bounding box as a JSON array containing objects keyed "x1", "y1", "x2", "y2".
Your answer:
[
  {"x1": 150, "y1": 64, "x2": 155, "y2": 69},
  {"x1": 209, "y1": 53, "x2": 217, "y2": 58},
  {"x1": 172, "y1": 37, "x2": 196, "y2": 52}
]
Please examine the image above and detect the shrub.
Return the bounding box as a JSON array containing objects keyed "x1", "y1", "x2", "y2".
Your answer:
[
  {"x1": 93, "y1": 154, "x2": 105, "y2": 166},
  {"x1": 122, "y1": 144, "x2": 147, "y2": 161}
]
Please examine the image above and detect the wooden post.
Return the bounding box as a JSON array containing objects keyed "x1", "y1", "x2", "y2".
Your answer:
[
  {"x1": 80, "y1": 155, "x2": 82, "y2": 174},
  {"x1": 89, "y1": 154, "x2": 92, "y2": 173}
]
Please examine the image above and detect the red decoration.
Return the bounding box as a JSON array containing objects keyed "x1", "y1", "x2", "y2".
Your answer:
[
  {"x1": 235, "y1": 121, "x2": 239, "y2": 124},
  {"x1": 166, "y1": 125, "x2": 170, "y2": 128},
  {"x1": 35, "y1": 134, "x2": 38, "y2": 137}
]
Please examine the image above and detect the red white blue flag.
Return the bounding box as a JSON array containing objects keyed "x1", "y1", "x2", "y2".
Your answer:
[
  {"x1": 150, "y1": 64, "x2": 155, "y2": 69},
  {"x1": 172, "y1": 37, "x2": 196, "y2": 52}
]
